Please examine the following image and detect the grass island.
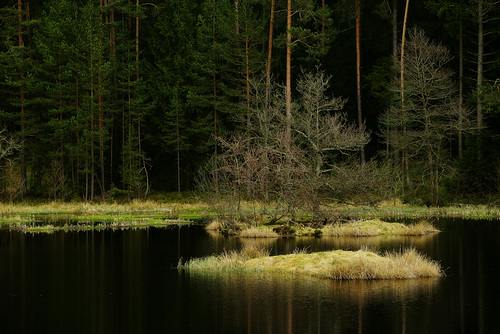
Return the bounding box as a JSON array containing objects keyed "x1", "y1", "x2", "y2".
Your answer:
[{"x1": 178, "y1": 245, "x2": 443, "y2": 280}]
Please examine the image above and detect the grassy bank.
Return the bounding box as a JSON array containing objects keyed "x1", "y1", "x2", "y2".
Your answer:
[
  {"x1": 331, "y1": 200, "x2": 500, "y2": 220},
  {"x1": 0, "y1": 200, "x2": 209, "y2": 232},
  {"x1": 6, "y1": 218, "x2": 191, "y2": 234},
  {"x1": 178, "y1": 245, "x2": 443, "y2": 280},
  {"x1": 1, "y1": 197, "x2": 499, "y2": 233}
]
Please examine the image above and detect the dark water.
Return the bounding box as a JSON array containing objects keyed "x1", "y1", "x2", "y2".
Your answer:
[{"x1": 1, "y1": 219, "x2": 500, "y2": 333}]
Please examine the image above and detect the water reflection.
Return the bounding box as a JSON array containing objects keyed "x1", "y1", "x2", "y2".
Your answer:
[
  {"x1": 2, "y1": 220, "x2": 500, "y2": 333},
  {"x1": 184, "y1": 270, "x2": 441, "y2": 333},
  {"x1": 209, "y1": 228, "x2": 439, "y2": 254}
]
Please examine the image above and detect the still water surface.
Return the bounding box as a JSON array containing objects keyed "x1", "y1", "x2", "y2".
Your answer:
[{"x1": 1, "y1": 219, "x2": 500, "y2": 333}]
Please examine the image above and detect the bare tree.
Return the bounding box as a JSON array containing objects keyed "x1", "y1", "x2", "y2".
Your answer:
[
  {"x1": 0, "y1": 127, "x2": 20, "y2": 162},
  {"x1": 0, "y1": 127, "x2": 21, "y2": 200},
  {"x1": 293, "y1": 69, "x2": 369, "y2": 177},
  {"x1": 384, "y1": 27, "x2": 473, "y2": 205}
]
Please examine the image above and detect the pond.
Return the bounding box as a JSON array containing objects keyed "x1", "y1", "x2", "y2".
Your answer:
[{"x1": 1, "y1": 218, "x2": 500, "y2": 333}]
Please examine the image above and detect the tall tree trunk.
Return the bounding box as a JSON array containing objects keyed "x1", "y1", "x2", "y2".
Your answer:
[
  {"x1": 136, "y1": 0, "x2": 142, "y2": 161},
  {"x1": 321, "y1": 0, "x2": 325, "y2": 51},
  {"x1": 285, "y1": 0, "x2": 292, "y2": 145},
  {"x1": 235, "y1": 0, "x2": 239, "y2": 34},
  {"x1": 176, "y1": 102, "x2": 181, "y2": 194},
  {"x1": 213, "y1": 0, "x2": 218, "y2": 195},
  {"x1": 99, "y1": 0, "x2": 105, "y2": 198},
  {"x1": 110, "y1": 0, "x2": 116, "y2": 186},
  {"x1": 387, "y1": 0, "x2": 397, "y2": 156},
  {"x1": 355, "y1": 0, "x2": 365, "y2": 166},
  {"x1": 458, "y1": 0, "x2": 464, "y2": 159},
  {"x1": 245, "y1": 23, "x2": 251, "y2": 128},
  {"x1": 476, "y1": 0, "x2": 484, "y2": 130},
  {"x1": 401, "y1": 0, "x2": 410, "y2": 193},
  {"x1": 90, "y1": 20, "x2": 95, "y2": 200},
  {"x1": 18, "y1": 0, "x2": 27, "y2": 200},
  {"x1": 392, "y1": 0, "x2": 398, "y2": 61},
  {"x1": 75, "y1": 73, "x2": 80, "y2": 190},
  {"x1": 265, "y1": 0, "x2": 275, "y2": 107}
]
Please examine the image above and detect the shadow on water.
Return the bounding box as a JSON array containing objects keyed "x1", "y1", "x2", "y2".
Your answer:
[{"x1": 1, "y1": 218, "x2": 500, "y2": 333}]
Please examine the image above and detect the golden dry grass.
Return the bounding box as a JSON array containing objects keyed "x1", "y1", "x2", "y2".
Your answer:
[
  {"x1": 178, "y1": 245, "x2": 270, "y2": 272},
  {"x1": 179, "y1": 246, "x2": 443, "y2": 280},
  {"x1": 321, "y1": 219, "x2": 439, "y2": 237},
  {"x1": 0, "y1": 200, "x2": 212, "y2": 216},
  {"x1": 239, "y1": 226, "x2": 279, "y2": 238}
]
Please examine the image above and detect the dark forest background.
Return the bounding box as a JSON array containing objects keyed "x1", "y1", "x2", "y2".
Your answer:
[{"x1": 1, "y1": 0, "x2": 499, "y2": 204}]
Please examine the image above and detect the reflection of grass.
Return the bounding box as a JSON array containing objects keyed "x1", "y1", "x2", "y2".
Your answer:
[{"x1": 179, "y1": 245, "x2": 443, "y2": 280}]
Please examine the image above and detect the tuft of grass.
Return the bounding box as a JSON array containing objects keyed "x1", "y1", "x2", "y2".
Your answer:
[
  {"x1": 179, "y1": 247, "x2": 443, "y2": 280},
  {"x1": 178, "y1": 245, "x2": 269, "y2": 272},
  {"x1": 321, "y1": 219, "x2": 438, "y2": 237},
  {"x1": 239, "y1": 226, "x2": 279, "y2": 238},
  {"x1": 205, "y1": 219, "x2": 222, "y2": 231}
]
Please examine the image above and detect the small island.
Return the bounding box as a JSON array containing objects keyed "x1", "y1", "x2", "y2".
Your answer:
[
  {"x1": 178, "y1": 245, "x2": 443, "y2": 280},
  {"x1": 207, "y1": 218, "x2": 440, "y2": 238}
]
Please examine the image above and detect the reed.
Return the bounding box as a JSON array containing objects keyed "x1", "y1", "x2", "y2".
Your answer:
[{"x1": 179, "y1": 246, "x2": 443, "y2": 280}]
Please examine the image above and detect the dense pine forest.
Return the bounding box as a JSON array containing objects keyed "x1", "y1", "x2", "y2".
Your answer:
[{"x1": 0, "y1": 0, "x2": 499, "y2": 205}]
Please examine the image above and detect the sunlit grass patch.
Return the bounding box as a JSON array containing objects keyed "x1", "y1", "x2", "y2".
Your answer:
[
  {"x1": 178, "y1": 245, "x2": 270, "y2": 273},
  {"x1": 239, "y1": 226, "x2": 279, "y2": 238},
  {"x1": 322, "y1": 219, "x2": 438, "y2": 237},
  {"x1": 179, "y1": 246, "x2": 443, "y2": 280}
]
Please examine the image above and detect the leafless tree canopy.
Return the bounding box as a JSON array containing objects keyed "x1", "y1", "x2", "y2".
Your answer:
[
  {"x1": 200, "y1": 70, "x2": 374, "y2": 218},
  {"x1": 381, "y1": 27, "x2": 474, "y2": 205}
]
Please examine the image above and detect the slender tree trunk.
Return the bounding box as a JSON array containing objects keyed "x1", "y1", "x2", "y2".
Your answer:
[
  {"x1": 458, "y1": 0, "x2": 464, "y2": 159},
  {"x1": 176, "y1": 103, "x2": 181, "y2": 194},
  {"x1": 136, "y1": 0, "x2": 142, "y2": 160},
  {"x1": 235, "y1": 0, "x2": 239, "y2": 34},
  {"x1": 387, "y1": 0, "x2": 397, "y2": 156},
  {"x1": 90, "y1": 22, "x2": 95, "y2": 200},
  {"x1": 476, "y1": 0, "x2": 484, "y2": 130},
  {"x1": 321, "y1": 0, "x2": 325, "y2": 51},
  {"x1": 400, "y1": 0, "x2": 409, "y2": 111},
  {"x1": 18, "y1": 0, "x2": 27, "y2": 200},
  {"x1": 245, "y1": 23, "x2": 251, "y2": 128},
  {"x1": 355, "y1": 0, "x2": 365, "y2": 166},
  {"x1": 99, "y1": 0, "x2": 105, "y2": 198},
  {"x1": 213, "y1": 0, "x2": 218, "y2": 195},
  {"x1": 110, "y1": 0, "x2": 116, "y2": 186},
  {"x1": 75, "y1": 74, "x2": 80, "y2": 190},
  {"x1": 285, "y1": 0, "x2": 292, "y2": 145},
  {"x1": 401, "y1": 0, "x2": 410, "y2": 193},
  {"x1": 265, "y1": 0, "x2": 275, "y2": 107},
  {"x1": 392, "y1": 0, "x2": 398, "y2": 61}
]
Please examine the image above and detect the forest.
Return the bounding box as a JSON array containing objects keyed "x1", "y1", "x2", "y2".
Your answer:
[{"x1": 0, "y1": 0, "x2": 499, "y2": 205}]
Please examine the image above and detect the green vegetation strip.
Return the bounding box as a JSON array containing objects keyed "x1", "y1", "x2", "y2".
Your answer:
[
  {"x1": 4, "y1": 218, "x2": 192, "y2": 233},
  {"x1": 178, "y1": 245, "x2": 443, "y2": 280},
  {"x1": 210, "y1": 219, "x2": 440, "y2": 238}
]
